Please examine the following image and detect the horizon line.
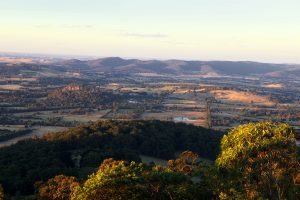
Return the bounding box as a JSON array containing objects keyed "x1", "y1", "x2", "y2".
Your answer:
[{"x1": 0, "y1": 50, "x2": 299, "y2": 65}]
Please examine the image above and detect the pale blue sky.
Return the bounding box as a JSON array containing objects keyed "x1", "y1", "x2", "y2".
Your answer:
[{"x1": 0, "y1": 0, "x2": 299, "y2": 62}]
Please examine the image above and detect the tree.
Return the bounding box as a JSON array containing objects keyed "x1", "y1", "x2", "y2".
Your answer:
[
  {"x1": 71, "y1": 158, "x2": 147, "y2": 200},
  {"x1": 144, "y1": 165, "x2": 200, "y2": 200},
  {"x1": 71, "y1": 158, "x2": 205, "y2": 200},
  {"x1": 216, "y1": 122, "x2": 300, "y2": 199},
  {"x1": 166, "y1": 151, "x2": 216, "y2": 199},
  {"x1": 37, "y1": 175, "x2": 79, "y2": 200},
  {"x1": 0, "y1": 184, "x2": 4, "y2": 200},
  {"x1": 0, "y1": 120, "x2": 221, "y2": 197},
  {"x1": 167, "y1": 151, "x2": 200, "y2": 175}
]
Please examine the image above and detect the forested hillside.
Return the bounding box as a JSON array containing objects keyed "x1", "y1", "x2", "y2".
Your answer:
[
  {"x1": 0, "y1": 121, "x2": 299, "y2": 199},
  {"x1": 0, "y1": 120, "x2": 222, "y2": 197},
  {"x1": 0, "y1": 121, "x2": 300, "y2": 200}
]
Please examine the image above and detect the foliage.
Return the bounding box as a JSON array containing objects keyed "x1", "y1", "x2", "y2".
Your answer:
[
  {"x1": 216, "y1": 122, "x2": 300, "y2": 199},
  {"x1": 166, "y1": 151, "x2": 217, "y2": 198},
  {"x1": 0, "y1": 120, "x2": 221, "y2": 196},
  {"x1": 36, "y1": 175, "x2": 79, "y2": 200},
  {"x1": 72, "y1": 158, "x2": 205, "y2": 200},
  {"x1": 36, "y1": 86, "x2": 122, "y2": 109},
  {"x1": 2, "y1": 121, "x2": 297, "y2": 199},
  {"x1": 71, "y1": 158, "x2": 146, "y2": 200},
  {"x1": 167, "y1": 151, "x2": 200, "y2": 175},
  {"x1": 0, "y1": 184, "x2": 4, "y2": 200}
]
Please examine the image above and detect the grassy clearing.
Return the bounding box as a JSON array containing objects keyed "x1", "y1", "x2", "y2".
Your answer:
[
  {"x1": 211, "y1": 89, "x2": 274, "y2": 106},
  {"x1": 0, "y1": 85, "x2": 24, "y2": 90}
]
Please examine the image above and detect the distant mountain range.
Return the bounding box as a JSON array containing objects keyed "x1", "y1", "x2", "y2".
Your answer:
[
  {"x1": 56, "y1": 57, "x2": 300, "y2": 77},
  {"x1": 1, "y1": 56, "x2": 300, "y2": 77}
]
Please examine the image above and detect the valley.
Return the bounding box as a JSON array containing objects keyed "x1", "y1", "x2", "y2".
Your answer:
[{"x1": 0, "y1": 56, "x2": 299, "y2": 146}]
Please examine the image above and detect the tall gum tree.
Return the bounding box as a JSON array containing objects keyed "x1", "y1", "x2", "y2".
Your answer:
[{"x1": 216, "y1": 122, "x2": 300, "y2": 199}]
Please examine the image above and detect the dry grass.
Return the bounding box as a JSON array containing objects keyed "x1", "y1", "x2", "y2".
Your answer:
[
  {"x1": 142, "y1": 111, "x2": 206, "y2": 126},
  {"x1": 14, "y1": 109, "x2": 111, "y2": 123},
  {"x1": 165, "y1": 99, "x2": 197, "y2": 104},
  {"x1": 61, "y1": 111, "x2": 108, "y2": 122},
  {"x1": 0, "y1": 57, "x2": 34, "y2": 64},
  {"x1": 0, "y1": 126, "x2": 66, "y2": 148},
  {"x1": 158, "y1": 85, "x2": 178, "y2": 91},
  {"x1": 136, "y1": 73, "x2": 163, "y2": 77},
  {"x1": 211, "y1": 90, "x2": 274, "y2": 106},
  {"x1": 0, "y1": 125, "x2": 26, "y2": 131},
  {"x1": 0, "y1": 84, "x2": 23, "y2": 90},
  {"x1": 120, "y1": 86, "x2": 177, "y2": 94},
  {"x1": 163, "y1": 99, "x2": 201, "y2": 109},
  {"x1": 262, "y1": 84, "x2": 285, "y2": 88},
  {"x1": 0, "y1": 77, "x2": 38, "y2": 82},
  {"x1": 120, "y1": 87, "x2": 153, "y2": 93}
]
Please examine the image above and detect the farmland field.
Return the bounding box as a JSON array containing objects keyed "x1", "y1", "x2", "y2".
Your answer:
[{"x1": 210, "y1": 89, "x2": 275, "y2": 106}]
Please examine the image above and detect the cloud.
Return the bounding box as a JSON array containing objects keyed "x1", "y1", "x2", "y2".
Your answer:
[
  {"x1": 34, "y1": 25, "x2": 51, "y2": 28},
  {"x1": 33, "y1": 24, "x2": 93, "y2": 29},
  {"x1": 119, "y1": 32, "x2": 168, "y2": 38},
  {"x1": 59, "y1": 24, "x2": 93, "y2": 29}
]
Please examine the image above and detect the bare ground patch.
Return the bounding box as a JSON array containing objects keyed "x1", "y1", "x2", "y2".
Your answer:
[{"x1": 262, "y1": 84, "x2": 285, "y2": 88}]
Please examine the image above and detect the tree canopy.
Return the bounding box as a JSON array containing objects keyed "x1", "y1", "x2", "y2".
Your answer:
[
  {"x1": 0, "y1": 184, "x2": 4, "y2": 200},
  {"x1": 0, "y1": 121, "x2": 299, "y2": 199},
  {"x1": 71, "y1": 157, "x2": 204, "y2": 200},
  {"x1": 37, "y1": 175, "x2": 79, "y2": 200},
  {"x1": 216, "y1": 122, "x2": 300, "y2": 199},
  {"x1": 0, "y1": 120, "x2": 221, "y2": 196}
]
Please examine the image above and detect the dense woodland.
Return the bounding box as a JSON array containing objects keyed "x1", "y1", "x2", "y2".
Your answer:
[
  {"x1": 35, "y1": 86, "x2": 122, "y2": 109},
  {"x1": 0, "y1": 120, "x2": 222, "y2": 198},
  {"x1": 0, "y1": 85, "x2": 159, "y2": 112},
  {"x1": 0, "y1": 121, "x2": 299, "y2": 199}
]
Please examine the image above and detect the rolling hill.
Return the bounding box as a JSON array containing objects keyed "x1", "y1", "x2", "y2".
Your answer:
[
  {"x1": 47, "y1": 57, "x2": 300, "y2": 77},
  {"x1": 1, "y1": 56, "x2": 299, "y2": 77}
]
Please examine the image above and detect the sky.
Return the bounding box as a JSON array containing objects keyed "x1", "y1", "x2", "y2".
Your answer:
[{"x1": 0, "y1": 0, "x2": 299, "y2": 63}]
